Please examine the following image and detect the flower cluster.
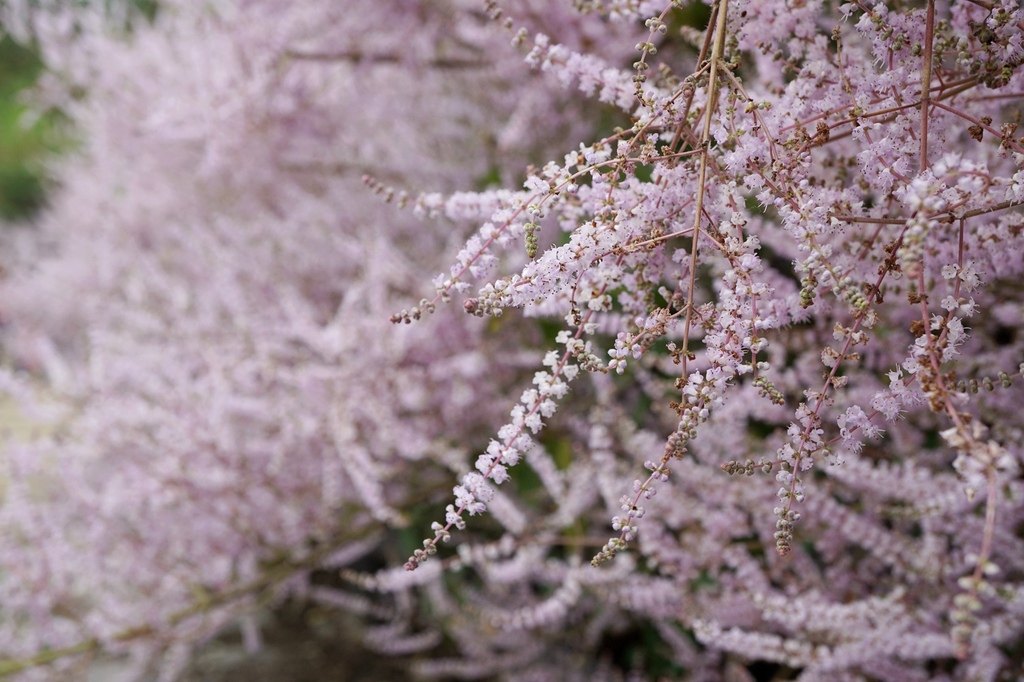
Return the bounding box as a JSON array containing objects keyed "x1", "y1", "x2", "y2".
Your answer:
[{"x1": 391, "y1": 0, "x2": 1024, "y2": 677}]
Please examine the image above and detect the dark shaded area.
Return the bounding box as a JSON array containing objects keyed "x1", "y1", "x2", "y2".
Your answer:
[{"x1": 181, "y1": 601, "x2": 411, "y2": 682}]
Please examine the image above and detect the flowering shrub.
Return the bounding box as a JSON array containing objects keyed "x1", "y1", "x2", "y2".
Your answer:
[{"x1": 1, "y1": 0, "x2": 1023, "y2": 680}]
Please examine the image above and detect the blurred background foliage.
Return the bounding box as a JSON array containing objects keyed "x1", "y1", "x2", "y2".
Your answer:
[
  {"x1": 0, "y1": 0, "x2": 158, "y2": 223},
  {"x1": 0, "y1": 34, "x2": 51, "y2": 222}
]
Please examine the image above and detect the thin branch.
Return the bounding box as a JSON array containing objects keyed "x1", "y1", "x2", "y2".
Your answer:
[
  {"x1": 682, "y1": 0, "x2": 730, "y2": 377},
  {"x1": 920, "y1": 0, "x2": 935, "y2": 173}
]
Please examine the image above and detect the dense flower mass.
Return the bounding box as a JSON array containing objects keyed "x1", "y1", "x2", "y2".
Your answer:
[{"x1": 0, "y1": 0, "x2": 1023, "y2": 679}]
